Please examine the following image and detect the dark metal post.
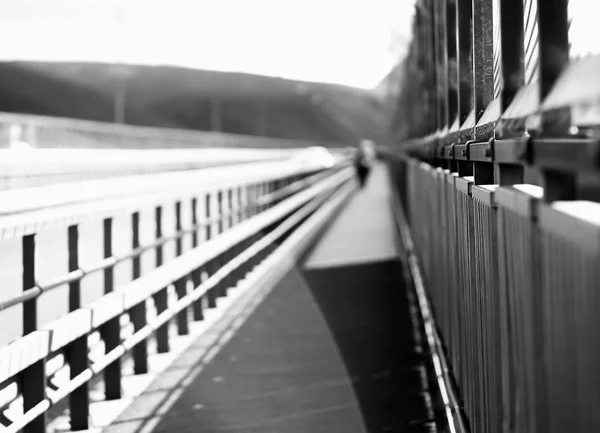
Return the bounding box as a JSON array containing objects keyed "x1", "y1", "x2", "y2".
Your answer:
[
  {"x1": 68, "y1": 225, "x2": 81, "y2": 311},
  {"x1": 67, "y1": 224, "x2": 89, "y2": 430},
  {"x1": 537, "y1": 0, "x2": 574, "y2": 200},
  {"x1": 537, "y1": 0, "x2": 570, "y2": 136},
  {"x1": 447, "y1": 0, "x2": 459, "y2": 125},
  {"x1": 227, "y1": 190, "x2": 234, "y2": 228},
  {"x1": 191, "y1": 197, "x2": 203, "y2": 321},
  {"x1": 23, "y1": 235, "x2": 37, "y2": 334},
  {"x1": 217, "y1": 191, "x2": 224, "y2": 234},
  {"x1": 499, "y1": 0, "x2": 525, "y2": 110},
  {"x1": 205, "y1": 194, "x2": 212, "y2": 240},
  {"x1": 457, "y1": 0, "x2": 474, "y2": 134},
  {"x1": 130, "y1": 212, "x2": 148, "y2": 374},
  {"x1": 472, "y1": 0, "x2": 495, "y2": 123},
  {"x1": 153, "y1": 206, "x2": 169, "y2": 354},
  {"x1": 102, "y1": 218, "x2": 121, "y2": 400},
  {"x1": 175, "y1": 201, "x2": 183, "y2": 256},
  {"x1": 21, "y1": 234, "x2": 46, "y2": 433},
  {"x1": 191, "y1": 198, "x2": 198, "y2": 248},
  {"x1": 174, "y1": 202, "x2": 189, "y2": 335}
]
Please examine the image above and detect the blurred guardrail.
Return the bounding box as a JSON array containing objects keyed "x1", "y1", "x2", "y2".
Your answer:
[
  {"x1": 384, "y1": 147, "x2": 600, "y2": 433},
  {"x1": 0, "y1": 111, "x2": 340, "y2": 150},
  {"x1": 0, "y1": 147, "x2": 298, "y2": 190},
  {"x1": 0, "y1": 155, "x2": 355, "y2": 433}
]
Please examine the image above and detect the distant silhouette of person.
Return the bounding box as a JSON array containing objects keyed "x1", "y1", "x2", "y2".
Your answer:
[{"x1": 354, "y1": 140, "x2": 375, "y2": 188}]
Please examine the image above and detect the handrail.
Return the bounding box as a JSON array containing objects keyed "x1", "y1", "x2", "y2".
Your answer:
[
  {"x1": 0, "y1": 159, "x2": 348, "y2": 240},
  {"x1": 0, "y1": 157, "x2": 354, "y2": 433},
  {"x1": 0, "y1": 168, "x2": 340, "y2": 312}
]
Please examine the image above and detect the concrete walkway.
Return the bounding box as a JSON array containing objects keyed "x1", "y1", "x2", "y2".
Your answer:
[{"x1": 99, "y1": 163, "x2": 432, "y2": 433}]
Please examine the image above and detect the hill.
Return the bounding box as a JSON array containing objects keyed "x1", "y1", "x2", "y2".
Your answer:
[{"x1": 0, "y1": 61, "x2": 391, "y2": 145}]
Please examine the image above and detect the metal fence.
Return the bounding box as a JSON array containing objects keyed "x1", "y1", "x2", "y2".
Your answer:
[
  {"x1": 386, "y1": 0, "x2": 600, "y2": 431},
  {"x1": 0, "y1": 157, "x2": 355, "y2": 433},
  {"x1": 387, "y1": 151, "x2": 600, "y2": 433}
]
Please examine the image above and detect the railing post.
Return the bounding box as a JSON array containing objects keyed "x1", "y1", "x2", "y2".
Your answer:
[
  {"x1": 102, "y1": 217, "x2": 121, "y2": 400},
  {"x1": 472, "y1": 0, "x2": 495, "y2": 124},
  {"x1": 447, "y1": 0, "x2": 458, "y2": 125},
  {"x1": 237, "y1": 187, "x2": 243, "y2": 223},
  {"x1": 217, "y1": 191, "x2": 224, "y2": 234},
  {"x1": 153, "y1": 206, "x2": 169, "y2": 353},
  {"x1": 175, "y1": 201, "x2": 183, "y2": 256},
  {"x1": 228, "y1": 189, "x2": 234, "y2": 228},
  {"x1": 67, "y1": 224, "x2": 89, "y2": 431},
  {"x1": 191, "y1": 197, "x2": 198, "y2": 248},
  {"x1": 130, "y1": 211, "x2": 148, "y2": 374},
  {"x1": 206, "y1": 258, "x2": 217, "y2": 309},
  {"x1": 205, "y1": 194, "x2": 212, "y2": 241},
  {"x1": 21, "y1": 234, "x2": 46, "y2": 433},
  {"x1": 537, "y1": 0, "x2": 570, "y2": 136},
  {"x1": 498, "y1": 0, "x2": 525, "y2": 111},
  {"x1": 536, "y1": 0, "x2": 574, "y2": 201},
  {"x1": 191, "y1": 198, "x2": 204, "y2": 321},
  {"x1": 457, "y1": 0, "x2": 474, "y2": 136},
  {"x1": 174, "y1": 202, "x2": 189, "y2": 335}
]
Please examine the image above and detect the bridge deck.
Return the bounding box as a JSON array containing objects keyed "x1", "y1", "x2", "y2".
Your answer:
[
  {"x1": 304, "y1": 164, "x2": 399, "y2": 268},
  {"x1": 100, "y1": 165, "x2": 431, "y2": 433}
]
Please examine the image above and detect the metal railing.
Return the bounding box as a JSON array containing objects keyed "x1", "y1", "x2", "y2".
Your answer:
[
  {"x1": 386, "y1": 149, "x2": 600, "y2": 433},
  {"x1": 387, "y1": 1, "x2": 600, "y2": 432},
  {"x1": 0, "y1": 157, "x2": 355, "y2": 433}
]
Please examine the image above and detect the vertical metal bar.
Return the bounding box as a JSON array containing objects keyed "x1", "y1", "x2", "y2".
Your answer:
[
  {"x1": 21, "y1": 234, "x2": 46, "y2": 433},
  {"x1": 23, "y1": 234, "x2": 37, "y2": 335},
  {"x1": 205, "y1": 194, "x2": 212, "y2": 240},
  {"x1": 155, "y1": 206, "x2": 163, "y2": 267},
  {"x1": 67, "y1": 224, "x2": 89, "y2": 430},
  {"x1": 154, "y1": 206, "x2": 169, "y2": 353},
  {"x1": 439, "y1": 0, "x2": 450, "y2": 129},
  {"x1": 21, "y1": 358, "x2": 46, "y2": 433},
  {"x1": 474, "y1": 163, "x2": 494, "y2": 184},
  {"x1": 190, "y1": 197, "x2": 203, "y2": 321},
  {"x1": 102, "y1": 218, "x2": 121, "y2": 400},
  {"x1": 191, "y1": 268, "x2": 203, "y2": 321},
  {"x1": 217, "y1": 191, "x2": 224, "y2": 234},
  {"x1": 472, "y1": 0, "x2": 495, "y2": 123},
  {"x1": 207, "y1": 258, "x2": 217, "y2": 309},
  {"x1": 191, "y1": 198, "x2": 198, "y2": 248},
  {"x1": 175, "y1": 277, "x2": 189, "y2": 335},
  {"x1": 457, "y1": 0, "x2": 474, "y2": 128},
  {"x1": 130, "y1": 211, "x2": 148, "y2": 374},
  {"x1": 237, "y1": 187, "x2": 243, "y2": 223},
  {"x1": 447, "y1": 0, "x2": 459, "y2": 124},
  {"x1": 499, "y1": 0, "x2": 525, "y2": 110},
  {"x1": 174, "y1": 202, "x2": 189, "y2": 335},
  {"x1": 227, "y1": 189, "x2": 233, "y2": 228},
  {"x1": 68, "y1": 225, "x2": 80, "y2": 311},
  {"x1": 175, "y1": 201, "x2": 183, "y2": 256},
  {"x1": 426, "y1": 0, "x2": 438, "y2": 133},
  {"x1": 537, "y1": 0, "x2": 570, "y2": 135}
]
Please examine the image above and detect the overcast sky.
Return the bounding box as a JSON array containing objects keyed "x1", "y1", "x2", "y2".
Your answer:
[{"x1": 0, "y1": 0, "x2": 415, "y2": 89}]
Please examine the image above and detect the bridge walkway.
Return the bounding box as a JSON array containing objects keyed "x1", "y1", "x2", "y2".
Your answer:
[{"x1": 96, "y1": 165, "x2": 434, "y2": 433}]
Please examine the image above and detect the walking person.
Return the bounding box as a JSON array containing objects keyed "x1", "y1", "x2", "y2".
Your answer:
[{"x1": 354, "y1": 139, "x2": 375, "y2": 188}]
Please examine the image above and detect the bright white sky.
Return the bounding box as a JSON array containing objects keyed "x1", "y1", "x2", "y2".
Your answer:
[{"x1": 0, "y1": 0, "x2": 415, "y2": 89}]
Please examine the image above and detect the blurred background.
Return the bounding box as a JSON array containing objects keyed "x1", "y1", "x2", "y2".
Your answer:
[{"x1": 0, "y1": 0, "x2": 416, "y2": 145}]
